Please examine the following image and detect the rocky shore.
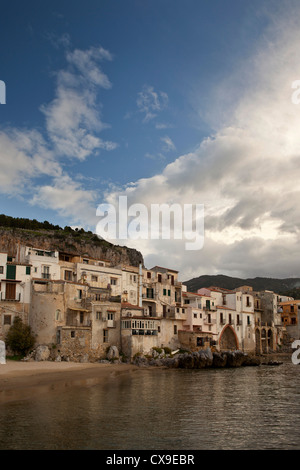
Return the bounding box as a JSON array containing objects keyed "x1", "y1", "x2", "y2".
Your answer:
[
  {"x1": 133, "y1": 348, "x2": 266, "y2": 369},
  {"x1": 22, "y1": 345, "x2": 286, "y2": 369}
]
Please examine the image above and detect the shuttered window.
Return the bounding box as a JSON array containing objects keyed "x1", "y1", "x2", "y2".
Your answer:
[{"x1": 6, "y1": 265, "x2": 16, "y2": 280}]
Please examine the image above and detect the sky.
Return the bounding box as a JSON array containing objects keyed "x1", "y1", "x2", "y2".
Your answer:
[{"x1": 1, "y1": 0, "x2": 300, "y2": 281}]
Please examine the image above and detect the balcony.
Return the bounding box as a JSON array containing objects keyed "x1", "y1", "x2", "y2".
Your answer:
[
  {"x1": 41, "y1": 272, "x2": 51, "y2": 280},
  {"x1": 168, "y1": 306, "x2": 186, "y2": 320},
  {"x1": 142, "y1": 292, "x2": 157, "y2": 301},
  {"x1": 0, "y1": 292, "x2": 21, "y2": 302},
  {"x1": 204, "y1": 316, "x2": 216, "y2": 325},
  {"x1": 66, "y1": 319, "x2": 92, "y2": 328},
  {"x1": 203, "y1": 305, "x2": 217, "y2": 312},
  {"x1": 107, "y1": 319, "x2": 116, "y2": 328}
]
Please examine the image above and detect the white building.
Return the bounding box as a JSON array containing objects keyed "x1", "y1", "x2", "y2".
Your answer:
[
  {"x1": 19, "y1": 246, "x2": 60, "y2": 282},
  {"x1": 0, "y1": 251, "x2": 32, "y2": 339}
]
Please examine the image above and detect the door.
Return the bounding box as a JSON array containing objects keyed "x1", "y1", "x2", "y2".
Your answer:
[{"x1": 5, "y1": 283, "x2": 16, "y2": 300}]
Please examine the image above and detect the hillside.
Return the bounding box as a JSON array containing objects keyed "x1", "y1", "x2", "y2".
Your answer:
[
  {"x1": 0, "y1": 214, "x2": 144, "y2": 267},
  {"x1": 183, "y1": 274, "x2": 300, "y2": 296}
]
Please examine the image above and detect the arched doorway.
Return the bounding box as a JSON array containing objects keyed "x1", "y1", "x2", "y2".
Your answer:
[
  {"x1": 255, "y1": 328, "x2": 261, "y2": 355},
  {"x1": 267, "y1": 328, "x2": 273, "y2": 351},
  {"x1": 261, "y1": 328, "x2": 267, "y2": 353},
  {"x1": 219, "y1": 325, "x2": 239, "y2": 350}
]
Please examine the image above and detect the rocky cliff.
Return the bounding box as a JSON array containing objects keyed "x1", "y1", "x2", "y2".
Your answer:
[{"x1": 0, "y1": 226, "x2": 144, "y2": 267}]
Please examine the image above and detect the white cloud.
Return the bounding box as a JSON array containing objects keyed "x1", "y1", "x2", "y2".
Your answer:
[
  {"x1": 40, "y1": 45, "x2": 117, "y2": 160},
  {"x1": 66, "y1": 46, "x2": 113, "y2": 88},
  {"x1": 0, "y1": 41, "x2": 117, "y2": 230},
  {"x1": 0, "y1": 128, "x2": 61, "y2": 195},
  {"x1": 100, "y1": 4, "x2": 300, "y2": 280},
  {"x1": 136, "y1": 85, "x2": 168, "y2": 122},
  {"x1": 31, "y1": 175, "x2": 98, "y2": 228},
  {"x1": 160, "y1": 135, "x2": 176, "y2": 152}
]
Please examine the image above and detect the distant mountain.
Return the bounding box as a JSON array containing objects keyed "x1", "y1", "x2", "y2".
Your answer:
[{"x1": 183, "y1": 274, "x2": 300, "y2": 296}]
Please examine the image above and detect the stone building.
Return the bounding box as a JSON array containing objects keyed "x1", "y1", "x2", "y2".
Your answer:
[
  {"x1": 0, "y1": 251, "x2": 32, "y2": 341},
  {"x1": 178, "y1": 291, "x2": 216, "y2": 350}
]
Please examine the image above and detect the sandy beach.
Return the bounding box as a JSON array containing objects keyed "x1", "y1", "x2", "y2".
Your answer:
[{"x1": 0, "y1": 360, "x2": 139, "y2": 404}]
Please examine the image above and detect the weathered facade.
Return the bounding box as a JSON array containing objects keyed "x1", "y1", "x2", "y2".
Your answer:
[{"x1": 0, "y1": 244, "x2": 286, "y2": 359}]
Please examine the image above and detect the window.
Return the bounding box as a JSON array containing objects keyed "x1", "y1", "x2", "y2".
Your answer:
[
  {"x1": 107, "y1": 312, "x2": 114, "y2": 320},
  {"x1": 56, "y1": 330, "x2": 61, "y2": 345},
  {"x1": 96, "y1": 311, "x2": 102, "y2": 320},
  {"x1": 55, "y1": 309, "x2": 61, "y2": 321},
  {"x1": 110, "y1": 278, "x2": 117, "y2": 285},
  {"x1": 78, "y1": 289, "x2": 82, "y2": 299},
  {"x1": 168, "y1": 289, "x2": 171, "y2": 296},
  {"x1": 6, "y1": 264, "x2": 16, "y2": 280},
  {"x1": 163, "y1": 289, "x2": 167, "y2": 296},
  {"x1": 26, "y1": 266, "x2": 31, "y2": 275},
  {"x1": 103, "y1": 329, "x2": 108, "y2": 343},
  {"x1": 71, "y1": 331, "x2": 75, "y2": 338},
  {"x1": 64, "y1": 270, "x2": 72, "y2": 281},
  {"x1": 229, "y1": 313, "x2": 232, "y2": 324},
  {"x1": 247, "y1": 316, "x2": 251, "y2": 325},
  {"x1": 91, "y1": 275, "x2": 98, "y2": 282},
  {"x1": 163, "y1": 305, "x2": 167, "y2": 317},
  {"x1": 0, "y1": 266, "x2": 3, "y2": 274},
  {"x1": 42, "y1": 266, "x2": 50, "y2": 279},
  {"x1": 147, "y1": 288, "x2": 154, "y2": 299},
  {"x1": 147, "y1": 272, "x2": 151, "y2": 279},
  {"x1": 174, "y1": 325, "x2": 178, "y2": 335},
  {"x1": 3, "y1": 315, "x2": 11, "y2": 325},
  {"x1": 83, "y1": 259, "x2": 89, "y2": 264},
  {"x1": 237, "y1": 314, "x2": 240, "y2": 325},
  {"x1": 158, "y1": 274, "x2": 162, "y2": 282},
  {"x1": 220, "y1": 312, "x2": 224, "y2": 324},
  {"x1": 194, "y1": 313, "x2": 197, "y2": 318}
]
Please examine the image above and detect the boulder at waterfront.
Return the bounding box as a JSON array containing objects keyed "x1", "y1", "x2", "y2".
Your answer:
[{"x1": 134, "y1": 348, "x2": 261, "y2": 369}]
